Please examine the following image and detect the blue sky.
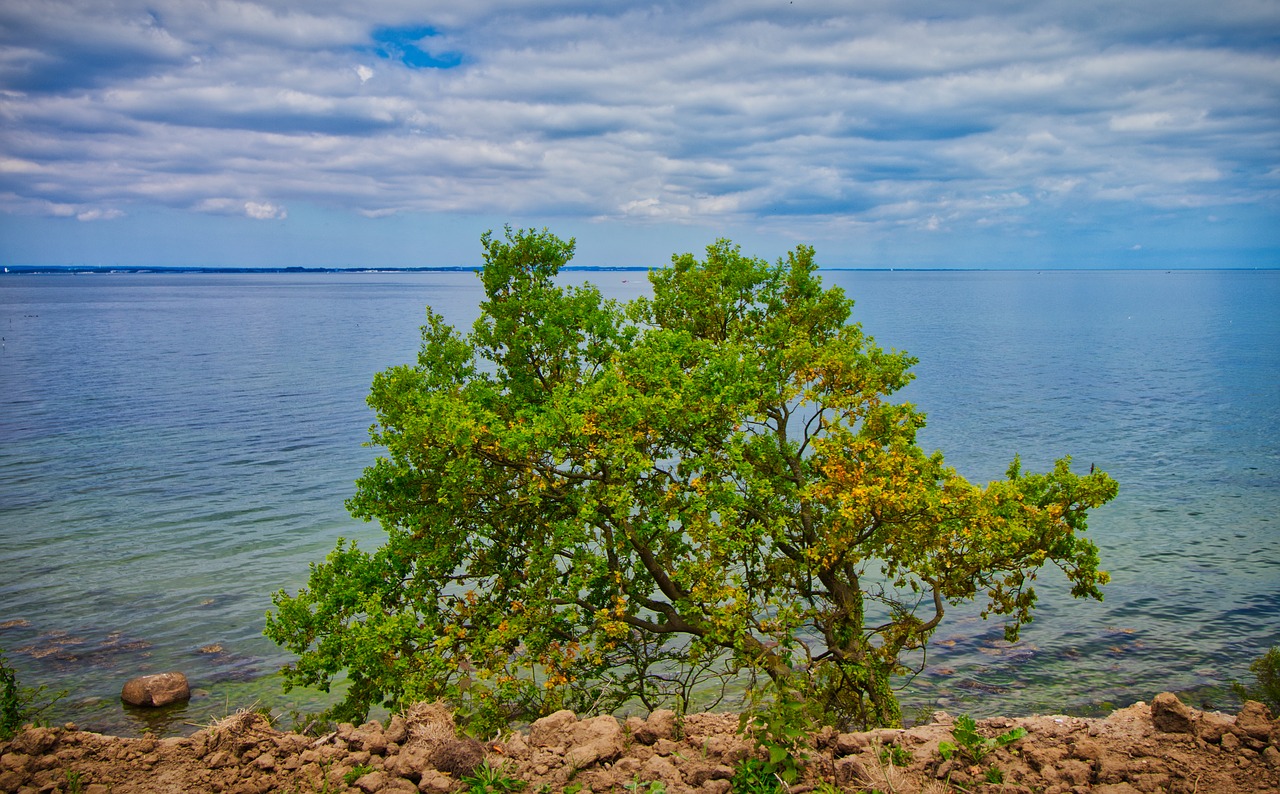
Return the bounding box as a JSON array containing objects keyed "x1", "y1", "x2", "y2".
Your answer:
[{"x1": 1, "y1": 1, "x2": 1277, "y2": 269}]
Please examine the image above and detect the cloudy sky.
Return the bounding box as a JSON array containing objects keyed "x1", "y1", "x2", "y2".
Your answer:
[{"x1": 1, "y1": 1, "x2": 1277, "y2": 269}]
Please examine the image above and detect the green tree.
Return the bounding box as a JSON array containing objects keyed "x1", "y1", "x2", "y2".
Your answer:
[{"x1": 266, "y1": 227, "x2": 1118, "y2": 731}]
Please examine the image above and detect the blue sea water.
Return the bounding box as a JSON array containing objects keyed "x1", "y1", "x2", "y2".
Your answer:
[{"x1": 1, "y1": 269, "x2": 1277, "y2": 735}]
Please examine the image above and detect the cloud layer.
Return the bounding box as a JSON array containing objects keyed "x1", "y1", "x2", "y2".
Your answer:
[{"x1": 1, "y1": 1, "x2": 1277, "y2": 265}]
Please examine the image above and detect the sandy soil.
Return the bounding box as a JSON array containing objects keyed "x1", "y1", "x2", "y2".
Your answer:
[{"x1": 1, "y1": 693, "x2": 1277, "y2": 793}]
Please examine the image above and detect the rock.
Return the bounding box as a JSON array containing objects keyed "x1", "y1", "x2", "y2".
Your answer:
[
  {"x1": 813, "y1": 725, "x2": 837, "y2": 750},
  {"x1": 1237, "y1": 701, "x2": 1274, "y2": 742},
  {"x1": 836, "y1": 756, "x2": 869, "y2": 785},
  {"x1": 529, "y1": 709, "x2": 577, "y2": 747},
  {"x1": 564, "y1": 715, "x2": 625, "y2": 769},
  {"x1": 1, "y1": 752, "x2": 33, "y2": 773},
  {"x1": 634, "y1": 709, "x2": 677, "y2": 745},
  {"x1": 384, "y1": 715, "x2": 409, "y2": 746},
  {"x1": 834, "y1": 731, "x2": 869, "y2": 756},
  {"x1": 348, "y1": 750, "x2": 372, "y2": 767},
  {"x1": 1058, "y1": 758, "x2": 1093, "y2": 786},
  {"x1": 352, "y1": 726, "x2": 389, "y2": 756},
  {"x1": 1070, "y1": 738, "x2": 1104, "y2": 761},
  {"x1": 1023, "y1": 745, "x2": 1066, "y2": 772},
  {"x1": 1196, "y1": 711, "x2": 1236, "y2": 743},
  {"x1": 653, "y1": 737, "x2": 681, "y2": 756},
  {"x1": 0, "y1": 770, "x2": 20, "y2": 793},
  {"x1": 502, "y1": 732, "x2": 530, "y2": 761},
  {"x1": 1093, "y1": 784, "x2": 1142, "y2": 794},
  {"x1": 354, "y1": 770, "x2": 387, "y2": 792},
  {"x1": 625, "y1": 716, "x2": 646, "y2": 740},
  {"x1": 704, "y1": 735, "x2": 750, "y2": 764},
  {"x1": 1150, "y1": 692, "x2": 1194, "y2": 734},
  {"x1": 681, "y1": 760, "x2": 734, "y2": 786},
  {"x1": 121, "y1": 672, "x2": 190, "y2": 708},
  {"x1": 10, "y1": 727, "x2": 57, "y2": 756},
  {"x1": 642, "y1": 754, "x2": 682, "y2": 786},
  {"x1": 417, "y1": 768, "x2": 456, "y2": 794},
  {"x1": 1263, "y1": 745, "x2": 1280, "y2": 770},
  {"x1": 384, "y1": 744, "x2": 428, "y2": 781}
]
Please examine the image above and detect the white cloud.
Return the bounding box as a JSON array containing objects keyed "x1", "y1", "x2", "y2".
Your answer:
[
  {"x1": 195, "y1": 198, "x2": 242, "y2": 214},
  {"x1": 244, "y1": 200, "x2": 287, "y2": 219},
  {"x1": 0, "y1": 0, "x2": 1277, "y2": 264},
  {"x1": 75, "y1": 208, "x2": 125, "y2": 221},
  {"x1": 0, "y1": 158, "x2": 43, "y2": 173}
]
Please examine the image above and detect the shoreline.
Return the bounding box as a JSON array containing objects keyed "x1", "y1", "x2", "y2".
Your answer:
[{"x1": 3, "y1": 694, "x2": 1278, "y2": 793}]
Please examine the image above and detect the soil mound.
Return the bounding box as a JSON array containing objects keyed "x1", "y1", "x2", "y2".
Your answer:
[{"x1": 1, "y1": 693, "x2": 1276, "y2": 793}]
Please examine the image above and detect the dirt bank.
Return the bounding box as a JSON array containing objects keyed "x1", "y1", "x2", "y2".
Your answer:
[{"x1": 2, "y1": 694, "x2": 1277, "y2": 793}]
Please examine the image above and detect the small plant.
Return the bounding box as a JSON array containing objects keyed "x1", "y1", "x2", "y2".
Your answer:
[
  {"x1": 287, "y1": 708, "x2": 337, "y2": 737},
  {"x1": 731, "y1": 756, "x2": 788, "y2": 794},
  {"x1": 311, "y1": 760, "x2": 339, "y2": 794},
  {"x1": 937, "y1": 715, "x2": 1026, "y2": 765},
  {"x1": 0, "y1": 655, "x2": 18, "y2": 740},
  {"x1": 984, "y1": 766, "x2": 1005, "y2": 784},
  {"x1": 625, "y1": 777, "x2": 668, "y2": 794},
  {"x1": 0, "y1": 648, "x2": 67, "y2": 740},
  {"x1": 736, "y1": 682, "x2": 809, "y2": 793},
  {"x1": 1232, "y1": 646, "x2": 1280, "y2": 712},
  {"x1": 65, "y1": 769, "x2": 85, "y2": 794},
  {"x1": 876, "y1": 741, "x2": 913, "y2": 767},
  {"x1": 461, "y1": 759, "x2": 525, "y2": 793},
  {"x1": 343, "y1": 763, "x2": 373, "y2": 785}
]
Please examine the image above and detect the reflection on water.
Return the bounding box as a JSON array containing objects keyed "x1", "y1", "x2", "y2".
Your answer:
[{"x1": 1, "y1": 269, "x2": 1277, "y2": 736}]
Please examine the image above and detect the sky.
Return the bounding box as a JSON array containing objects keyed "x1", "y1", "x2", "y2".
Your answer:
[{"x1": 1, "y1": 1, "x2": 1278, "y2": 269}]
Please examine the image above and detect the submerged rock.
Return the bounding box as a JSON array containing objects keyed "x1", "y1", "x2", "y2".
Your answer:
[{"x1": 121, "y1": 672, "x2": 190, "y2": 707}]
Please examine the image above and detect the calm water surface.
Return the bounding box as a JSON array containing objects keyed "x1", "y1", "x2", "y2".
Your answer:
[{"x1": 1, "y1": 269, "x2": 1276, "y2": 734}]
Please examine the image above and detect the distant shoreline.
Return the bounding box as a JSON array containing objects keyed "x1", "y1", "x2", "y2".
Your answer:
[
  {"x1": 2, "y1": 265, "x2": 642, "y2": 274},
  {"x1": 5, "y1": 265, "x2": 1278, "y2": 275}
]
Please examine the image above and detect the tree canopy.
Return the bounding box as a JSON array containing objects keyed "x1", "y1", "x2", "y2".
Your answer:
[{"x1": 266, "y1": 227, "x2": 1118, "y2": 731}]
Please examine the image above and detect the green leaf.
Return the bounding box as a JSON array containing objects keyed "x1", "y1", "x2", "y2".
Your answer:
[{"x1": 265, "y1": 228, "x2": 1118, "y2": 733}]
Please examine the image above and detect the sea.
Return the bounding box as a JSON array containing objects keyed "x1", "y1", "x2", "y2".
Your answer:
[{"x1": 1, "y1": 268, "x2": 1277, "y2": 736}]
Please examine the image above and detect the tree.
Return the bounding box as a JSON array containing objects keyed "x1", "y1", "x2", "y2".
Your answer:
[{"x1": 266, "y1": 227, "x2": 1118, "y2": 731}]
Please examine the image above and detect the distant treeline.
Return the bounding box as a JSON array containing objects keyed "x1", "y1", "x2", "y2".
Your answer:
[{"x1": 2, "y1": 265, "x2": 652, "y2": 274}]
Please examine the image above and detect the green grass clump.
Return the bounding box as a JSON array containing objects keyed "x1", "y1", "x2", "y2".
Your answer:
[{"x1": 1232, "y1": 646, "x2": 1280, "y2": 712}]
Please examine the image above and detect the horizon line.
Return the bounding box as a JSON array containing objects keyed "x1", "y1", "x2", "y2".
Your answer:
[{"x1": 5, "y1": 264, "x2": 1278, "y2": 275}]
